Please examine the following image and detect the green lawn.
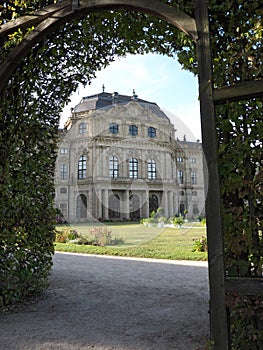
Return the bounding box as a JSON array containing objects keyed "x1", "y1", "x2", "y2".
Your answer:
[{"x1": 55, "y1": 222, "x2": 207, "y2": 261}]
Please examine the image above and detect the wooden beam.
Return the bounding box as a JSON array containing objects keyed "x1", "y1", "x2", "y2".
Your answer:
[
  {"x1": 78, "y1": 0, "x2": 198, "y2": 40},
  {"x1": 214, "y1": 79, "x2": 263, "y2": 104},
  {"x1": 195, "y1": 1, "x2": 229, "y2": 349},
  {"x1": 0, "y1": 1, "x2": 71, "y2": 38},
  {"x1": 0, "y1": 0, "x2": 197, "y2": 40},
  {"x1": 225, "y1": 277, "x2": 263, "y2": 296},
  {"x1": 0, "y1": 6, "x2": 74, "y2": 95},
  {"x1": 0, "y1": 0, "x2": 198, "y2": 95}
]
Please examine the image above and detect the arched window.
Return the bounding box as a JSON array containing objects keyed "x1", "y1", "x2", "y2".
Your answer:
[
  {"x1": 129, "y1": 125, "x2": 138, "y2": 136},
  {"x1": 60, "y1": 187, "x2": 67, "y2": 194},
  {"x1": 78, "y1": 156, "x2": 86, "y2": 179},
  {"x1": 79, "y1": 122, "x2": 87, "y2": 134},
  {"x1": 109, "y1": 156, "x2": 119, "y2": 178},
  {"x1": 109, "y1": 194, "x2": 120, "y2": 219},
  {"x1": 147, "y1": 159, "x2": 156, "y2": 179},
  {"x1": 149, "y1": 194, "x2": 158, "y2": 214},
  {"x1": 76, "y1": 194, "x2": 87, "y2": 218},
  {"x1": 148, "y1": 127, "x2": 156, "y2": 138},
  {"x1": 129, "y1": 158, "x2": 138, "y2": 178}
]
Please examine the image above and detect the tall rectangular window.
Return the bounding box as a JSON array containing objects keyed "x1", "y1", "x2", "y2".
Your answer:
[
  {"x1": 79, "y1": 122, "x2": 87, "y2": 134},
  {"x1": 60, "y1": 164, "x2": 68, "y2": 180},
  {"x1": 78, "y1": 156, "x2": 87, "y2": 179},
  {"x1": 177, "y1": 170, "x2": 184, "y2": 184},
  {"x1": 109, "y1": 156, "x2": 119, "y2": 178},
  {"x1": 191, "y1": 171, "x2": 197, "y2": 184},
  {"x1": 148, "y1": 159, "x2": 156, "y2": 179},
  {"x1": 129, "y1": 158, "x2": 138, "y2": 179}
]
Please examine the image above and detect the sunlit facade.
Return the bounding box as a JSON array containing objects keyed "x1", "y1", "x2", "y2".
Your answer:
[{"x1": 55, "y1": 91, "x2": 205, "y2": 222}]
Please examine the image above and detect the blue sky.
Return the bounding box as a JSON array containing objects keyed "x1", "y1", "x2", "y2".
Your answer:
[{"x1": 60, "y1": 53, "x2": 201, "y2": 141}]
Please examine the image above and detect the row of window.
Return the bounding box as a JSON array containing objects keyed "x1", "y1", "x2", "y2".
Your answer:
[
  {"x1": 60, "y1": 148, "x2": 197, "y2": 166},
  {"x1": 179, "y1": 190, "x2": 198, "y2": 196},
  {"x1": 177, "y1": 170, "x2": 197, "y2": 185},
  {"x1": 78, "y1": 122, "x2": 156, "y2": 138},
  {"x1": 177, "y1": 156, "x2": 196, "y2": 163},
  {"x1": 79, "y1": 156, "x2": 157, "y2": 180},
  {"x1": 60, "y1": 158, "x2": 157, "y2": 180},
  {"x1": 60, "y1": 159, "x2": 197, "y2": 184}
]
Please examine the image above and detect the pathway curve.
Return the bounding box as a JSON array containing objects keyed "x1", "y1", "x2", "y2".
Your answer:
[{"x1": 0, "y1": 252, "x2": 209, "y2": 350}]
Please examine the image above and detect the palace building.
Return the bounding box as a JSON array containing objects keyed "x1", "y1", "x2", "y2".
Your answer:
[{"x1": 55, "y1": 91, "x2": 205, "y2": 222}]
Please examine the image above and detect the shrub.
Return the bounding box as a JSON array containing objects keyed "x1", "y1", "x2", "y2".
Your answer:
[
  {"x1": 192, "y1": 236, "x2": 208, "y2": 252},
  {"x1": 158, "y1": 216, "x2": 167, "y2": 223},
  {"x1": 157, "y1": 207, "x2": 164, "y2": 217},
  {"x1": 173, "y1": 215, "x2": 184, "y2": 227},
  {"x1": 55, "y1": 228, "x2": 80, "y2": 243},
  {"x1": 140, "y1": 217, "x2": 157, "y2": 226},
  {"x1": 226, "y1": 293, "x2": 263, "y2": 350},
  {"x1": 55, "y1": 226, "x2": 125, "y2": 246},
  {"x1": 88, "y1": 227, "x2": 125, "y2": 246},
  {"x1": 150, "y1": 211, "x2": 157, "y2": 219}
]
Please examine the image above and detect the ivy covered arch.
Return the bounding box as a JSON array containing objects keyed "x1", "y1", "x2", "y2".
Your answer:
[{"x1": 0, "y1": 1, "x2": 262, "y2": 349}]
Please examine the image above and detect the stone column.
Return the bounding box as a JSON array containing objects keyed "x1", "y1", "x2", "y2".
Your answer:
[
  {"x1": 168, "y1": 191, "x2": 174, "y2": 218},
  {"x1": 123, "y1": 189, "x2": 130, "y2": 219},
  {"x1": 97, "y1": 189, "x2": 102, "y2": 220},
  {"x1": 144, "y1": 190, "x2": 149, "y2": 218},
  {"x1": 104, "y1": 189, "x2": 109, "y2": 220},
  {"x1": 162, "y1": 190, "x2": 168, "y2": 218}
]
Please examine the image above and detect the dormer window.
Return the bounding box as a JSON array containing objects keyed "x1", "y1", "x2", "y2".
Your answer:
[
  {"x1": 109, "y1": 123, "x2": 119, "y2": 134},
  {"x1": 129, "y1": 125, "x2": 138, "y2": 136},
  {"x1": 79, "y1": 122, "x2": 87, "y2": 134}
]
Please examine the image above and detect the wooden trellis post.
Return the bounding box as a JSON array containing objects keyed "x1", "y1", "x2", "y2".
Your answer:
[{"x1": 195, "y1": 1, "x2": 229, "y2": 349}]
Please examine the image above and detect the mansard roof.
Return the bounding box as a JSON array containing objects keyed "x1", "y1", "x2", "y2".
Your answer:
[{"x1": 73, "y1": 91, "x2": 169, "y2": 120}]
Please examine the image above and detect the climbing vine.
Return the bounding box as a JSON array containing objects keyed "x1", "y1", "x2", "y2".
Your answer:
[{"x1": 0, "y1": 1, "x2": 262, "y2": 348}]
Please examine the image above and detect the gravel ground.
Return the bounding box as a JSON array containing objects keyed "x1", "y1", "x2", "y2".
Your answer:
[{"x1": 0, "y1": 252, "x2": 209, "y2": 350}]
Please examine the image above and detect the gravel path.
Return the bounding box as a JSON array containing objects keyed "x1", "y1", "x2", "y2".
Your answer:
[{"x1": 0, "y1": 252, "x2": 209, "y2": 350}]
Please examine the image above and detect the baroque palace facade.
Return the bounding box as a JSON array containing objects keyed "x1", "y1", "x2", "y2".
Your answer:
[{"x1": 55, "y1": 91, "x2": 205, "y2": 222}]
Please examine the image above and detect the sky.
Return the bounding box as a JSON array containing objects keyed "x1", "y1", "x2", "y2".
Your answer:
[{"x1": 60, "y1": 53, "x2": 202, "y2": 141}]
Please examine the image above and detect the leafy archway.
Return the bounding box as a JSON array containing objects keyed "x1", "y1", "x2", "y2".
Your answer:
[{"x1": 0, "y1": 1, "x2": 262, "y2": 349}]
